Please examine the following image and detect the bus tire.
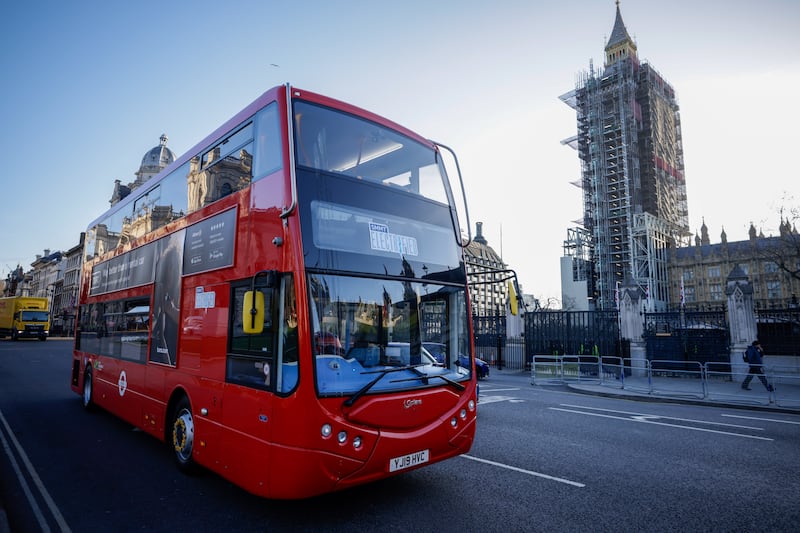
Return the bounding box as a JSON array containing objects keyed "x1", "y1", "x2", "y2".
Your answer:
[
  {"x1": 170, "y1": 396, "x2": 198, "y2": 474},
  {"x1": 82, "y1": 369, "x2": 95, "y2": 411}
]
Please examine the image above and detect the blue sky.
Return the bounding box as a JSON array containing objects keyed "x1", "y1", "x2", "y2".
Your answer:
[{"x1": 1, "y1": 0, "x2": 798, "y2": 304}]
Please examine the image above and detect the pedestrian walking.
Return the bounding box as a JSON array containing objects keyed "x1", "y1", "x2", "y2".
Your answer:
[{"x1": 742, "y1": 340, "x2": 774, "y2": 392}]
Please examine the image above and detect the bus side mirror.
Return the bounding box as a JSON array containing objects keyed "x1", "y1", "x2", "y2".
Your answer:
[
  {"x1": 243, "y1": 290, "x2": 265, "y2": 334},
  {"x1": 508, "y1": 281, "x2": 519, "y2": 316}
]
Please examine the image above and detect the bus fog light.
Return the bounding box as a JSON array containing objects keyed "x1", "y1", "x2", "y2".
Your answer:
[
  {"x1": 450, "y1": 417, "x2": 457, "y2": 427},
  {"x1": 460, "y1": 408, "x2": 467, "y2": 419},
  {"x1": 353, "y1": 436, "x2": 362, "y2": 449},
  {"x1": 321, "y1": 424, "x2": 332, "y2": 438},
  {"x1": 468, "y1": 399, "x2": 476, "y2": 411},
  {"x1": 337, "y1": 431, "x2": 348, "y2": 444}
]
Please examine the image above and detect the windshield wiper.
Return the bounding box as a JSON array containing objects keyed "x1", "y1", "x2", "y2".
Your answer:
[
  {"x1": 343, "y1": 364, "x2": 428, "y2": 407},
  {"x1": 391, "y1": 372, "x2": 466, "y2": 392}
]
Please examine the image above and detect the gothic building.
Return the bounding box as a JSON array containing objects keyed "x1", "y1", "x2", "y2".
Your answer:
[
  {"x1": 560, "y1": 2, "x2": 689, "y2": 310},
  {"x1": 669, "y1": 220, "x2": 800, "y2": 310}
]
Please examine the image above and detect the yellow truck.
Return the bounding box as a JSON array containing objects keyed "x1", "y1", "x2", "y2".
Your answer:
[{"x1": 0, "y1": 296, "x2": 50, "y2": 340}]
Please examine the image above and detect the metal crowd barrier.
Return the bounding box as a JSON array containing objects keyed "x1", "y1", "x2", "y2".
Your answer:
[{"x1": 531, "y1": 355, "x2": 800, "y2": 407}]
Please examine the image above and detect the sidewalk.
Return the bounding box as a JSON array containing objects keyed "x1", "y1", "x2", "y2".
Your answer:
[{"x1": 531, "y1": 371, "x2": 800, "y2": 414}]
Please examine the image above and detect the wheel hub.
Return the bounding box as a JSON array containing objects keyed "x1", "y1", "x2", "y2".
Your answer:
[{"x1": 173, "y1": 409, "x2": 194, "y2": 460}]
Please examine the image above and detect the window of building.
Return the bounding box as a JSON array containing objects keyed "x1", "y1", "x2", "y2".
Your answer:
[
  {"x1": 684, "y1": 286, "x2": 695, "y2": 303},
  {"x1": 709, "y1": 284, "x2": 723, "y2": 301},
  {"x1": 767, "y1": 281, "x2": 782, "y2": 299},
  {"x1": 683, "y1": 270, "x2": 694, "y2": 281},
  {"x1": 707, "y1": 266, "x2": 721, "y2": 278},
  {"x1": 764, "y1": 261, "x2": 779, "y2": 274}
]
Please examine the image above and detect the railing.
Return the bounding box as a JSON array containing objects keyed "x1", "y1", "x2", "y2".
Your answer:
[
  {"x1": 476, "y1": 336, "x2": 525, "y2": 370},
  {"x1": 530, "y1": 355, "x2": 800, "y2": 408}
]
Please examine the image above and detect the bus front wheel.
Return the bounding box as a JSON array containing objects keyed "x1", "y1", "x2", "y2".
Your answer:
[
  {"x1": 82, "y1": 369, "x2": 94, "y2": 411},
  {"x1": 171, "y1": 396, "x2": 197, "y2": 474}
]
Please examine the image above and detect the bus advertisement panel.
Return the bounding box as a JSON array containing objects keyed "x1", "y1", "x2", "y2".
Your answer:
[{"x1": 71, "y1": 85, "x2": 476, "y2": 499}]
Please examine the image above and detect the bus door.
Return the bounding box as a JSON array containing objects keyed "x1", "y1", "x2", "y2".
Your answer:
[{"x1": 220, "y1": 274, "x2": 295, "y2": 486}]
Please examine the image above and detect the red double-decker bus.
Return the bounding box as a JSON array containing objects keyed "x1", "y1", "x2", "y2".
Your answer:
[{"x1": 71, "y1": 84, "x2": 477, "y2": 499}]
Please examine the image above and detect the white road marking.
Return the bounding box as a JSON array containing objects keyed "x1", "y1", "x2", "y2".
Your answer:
[
  {"x1": 550, "y1": 406, "x2": 772, "y2": 441},
  {"x1": 559, "y1": 404, "x2": 765, "y2": 430},
  {"x1": 462, "y1": 454, "x2": 585, "y2": 487},
  {"x1": 0, "y1": 407, "x2": 72, "y2": 532},
  {"x1": 722, "y1": 413, "x2": 800, "y2": 425},
  {"x1": 478, "y1": 395, "x2": 525, "y2": 405}
]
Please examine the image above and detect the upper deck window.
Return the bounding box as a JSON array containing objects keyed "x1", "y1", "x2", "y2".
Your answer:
[
  {"x1": 84, "y1": 103, "x2": 281, "y2": 261},
  {"x1": 293, "y1": 101, "x2": 449, "y2": 205}
]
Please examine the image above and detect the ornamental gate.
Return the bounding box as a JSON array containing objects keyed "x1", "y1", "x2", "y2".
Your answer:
[
  {"x1": 756, "y1": 308, "x2": 800, "y2": 357},
  {"x1": 643, "y1": 310, "x2": 730, "y2": 367},
  {"x1": 524, "y1": 310, "x2": 622, "y2": 364}
]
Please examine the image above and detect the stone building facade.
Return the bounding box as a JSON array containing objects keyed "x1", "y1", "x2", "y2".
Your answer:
[
  {"x1": 465, "y1": 222, "x2": 509, "y2": 318},
  {"x1": 6, "y1": 136, "x2": 175, "y2": 334},
  {"x1": 668, "y1": 220, "x2": 799, "y2": 310}
]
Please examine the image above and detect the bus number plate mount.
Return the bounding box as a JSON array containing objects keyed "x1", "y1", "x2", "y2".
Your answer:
[{"x1": 389, "y1": 449, "x2": 429, "y2": 472}]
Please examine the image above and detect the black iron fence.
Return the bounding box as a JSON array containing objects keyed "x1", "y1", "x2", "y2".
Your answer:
[
  {"x1": 756, "y1": 308, "x2": 800, "y2": 356},
  {"x1": 524, "y1": 310, "x2": 621, "y2": 364},
  {"x1": 643, "y1": 310, "x2": 729, "y2": 366},
  {"x1": 475, "y1": 306, "x2": 797, "y2": 374}
]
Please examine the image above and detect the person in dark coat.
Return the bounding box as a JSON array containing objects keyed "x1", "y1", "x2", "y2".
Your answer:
[{"x1": 742, "y1": 340, "x2": 774, "y2": 392}]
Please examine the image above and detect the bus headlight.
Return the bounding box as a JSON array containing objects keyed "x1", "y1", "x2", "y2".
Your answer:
[
  {"x1": 352, "y1": 436, "x2": 362, "y2": 449},
  {"x1": 468, "y1": 399, "x2": 476, "y2": 411},
  {"x1": 337, "y1": 431, "x2": 348, "y2": 444},
  {"x1": 321, "y1": 424, "x2": 332, "y2": 438}
]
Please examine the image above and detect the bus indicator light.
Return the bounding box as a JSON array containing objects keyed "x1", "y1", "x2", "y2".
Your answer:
[{"x1": 321, "y1": 424, "x2": 332, "y2": 438}]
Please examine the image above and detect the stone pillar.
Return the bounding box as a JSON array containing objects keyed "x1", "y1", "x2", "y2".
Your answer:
[
  {"x1": 726, "y1": 265, "x2": 757, "y2": 371},
  {"x1": 619, "y1": 278, "x2": 647, "y2": 376}
]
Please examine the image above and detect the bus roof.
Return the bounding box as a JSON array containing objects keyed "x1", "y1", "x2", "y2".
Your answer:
[{"x1": 86, "y1": 84, "x2": 437, "y2": 231}]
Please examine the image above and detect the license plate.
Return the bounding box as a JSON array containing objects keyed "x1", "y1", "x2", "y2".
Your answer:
[{"x1": 389, "y1": 449, "x2": 429, "y2": 472}]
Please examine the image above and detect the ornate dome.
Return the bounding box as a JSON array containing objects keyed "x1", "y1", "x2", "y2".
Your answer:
[
  {"x1": 110, "y1": 134, "x2": 178, "y2": 206},
  {"x1": 140, "y1": 134, "x2": 175, "y2": 171},
  {"x1": 133, "y1": 134, "x2": 176, "y2": 188}
]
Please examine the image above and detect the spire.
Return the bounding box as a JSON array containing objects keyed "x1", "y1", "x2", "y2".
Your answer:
[
  {"x1": 604, "y1": 1, "x2": 637, "y2": 67},
  {"x1": 700, "y1": 218, "x2": 709, "y2": 246},
  {"x1": 474, "y1": 222, "x2": 488, "y2": 245}
]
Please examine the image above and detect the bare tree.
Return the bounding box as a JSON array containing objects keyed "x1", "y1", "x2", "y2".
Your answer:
[{"x1": 759, "y1": 200, "x2": 800, "y2": 284}]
